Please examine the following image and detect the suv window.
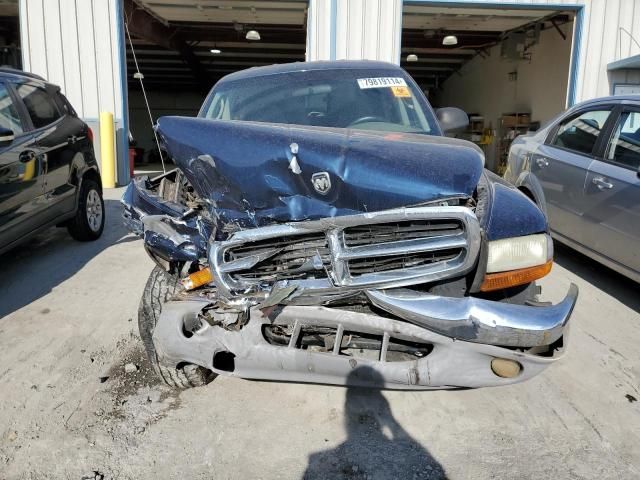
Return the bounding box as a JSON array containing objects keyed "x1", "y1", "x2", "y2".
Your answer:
[
  {"x1": 15, "y1": 83, "x2": 62, "y2": 129},
  {"x1": 0, "y1": 83, "x2": 23, "y2": 135},
  {"x1": 552, "y1": 109, "x2": 611, "y2": 156},
  {"x1": 605, "y1": 110, "x2": 640, "y2": 170}
]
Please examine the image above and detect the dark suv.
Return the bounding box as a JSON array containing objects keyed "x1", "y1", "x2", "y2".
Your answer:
[{"x1": 0, "y1": 68, "x2": 103, "y2": 254}]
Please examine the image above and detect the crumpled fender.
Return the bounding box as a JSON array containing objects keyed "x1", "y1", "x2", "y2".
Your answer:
[{"x1": 479, "y1": 170, "x2": 548, "y2": 240}]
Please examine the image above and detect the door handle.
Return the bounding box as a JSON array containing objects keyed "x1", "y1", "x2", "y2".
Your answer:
[
  {"x1": 19, "y1": 150, "x2": 36, "y2": 163},
  {"x1": 592, "y1": 176, "x2": 613, "y2": 190},
  {"x1": 535, "y1": 157, "x2": 549, "y2": 168}
]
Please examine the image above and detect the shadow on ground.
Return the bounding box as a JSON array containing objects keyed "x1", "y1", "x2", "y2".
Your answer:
[
  {"x1": 553, "y1": 241, "x2": 640, "y2": 313},
  {"x1": 304, "y1": 367, "x2": 447, "y2": 480},
  {"x1": 0, "y1": 199, "x2": 137, "y2": 318}
]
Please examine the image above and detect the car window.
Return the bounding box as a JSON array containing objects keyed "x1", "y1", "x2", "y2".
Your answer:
[
  {"x1": 0, "y1": 83, "x2": 23, "y2": 135},
  {"x1": 551, "y1": 109, "x2": 611, "y2": 156},
  {"x1": 15, "y1": 83, "x2": 62, "y2": 129},
  {"x1": 201, "y1": 69, "x2": 437, "y2": 135},
  {"x1": 605, "y1": 110, "x2": 640, "y2": 170}
]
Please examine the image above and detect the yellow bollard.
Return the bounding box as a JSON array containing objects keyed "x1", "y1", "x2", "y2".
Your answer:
[{"x1": 100, "y1": 111, "x2": 116, "y2": 188}]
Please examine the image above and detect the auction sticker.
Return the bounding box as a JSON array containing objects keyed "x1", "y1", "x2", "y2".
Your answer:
[
  {"x1": 391, "y1": 86, "x2": 411, "y2": 97},
  {"x1": 357, "y1": 77, "x2": 407, "y2": 89}
]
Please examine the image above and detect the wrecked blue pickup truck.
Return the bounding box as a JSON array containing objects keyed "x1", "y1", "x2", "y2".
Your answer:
[{"x1": 122, "y1": 61, "x2": 577, "y2": 390}]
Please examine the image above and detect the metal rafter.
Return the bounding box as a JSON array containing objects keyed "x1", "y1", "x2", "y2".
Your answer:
[{"x1": 123, "y1": 0, "x2": 211, "y2": 89}]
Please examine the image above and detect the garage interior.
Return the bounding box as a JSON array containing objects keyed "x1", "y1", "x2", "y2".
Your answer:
[
  {"x1": 402, "y1": 4, "x2": 576, "y2": 173},
  {"x1": 123, "y1": 0, "x2": 307, "y2": 166},
  {"x1": 0, "y1": 0, "x2": 19, "y2": 69}
]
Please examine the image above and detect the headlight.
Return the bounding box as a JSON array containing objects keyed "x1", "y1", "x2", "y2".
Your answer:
[
  {"x1": 486, "y1": 234, "x2": 552, "y2": 273},
  {"x1": 481, "y1": 234, "x2": 553, "y2": 292}
]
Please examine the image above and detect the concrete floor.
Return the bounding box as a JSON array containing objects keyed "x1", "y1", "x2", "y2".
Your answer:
[{"x1": 0, "y1": 188, "x2": 638, "y2": 479}]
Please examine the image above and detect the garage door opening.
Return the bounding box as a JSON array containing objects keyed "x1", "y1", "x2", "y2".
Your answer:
[
  {"x1": 123, "y1": 0, "x2": 308, "y2": 174},
  {"x1": 402, "y1": 3, "x2": 578, "y2": 174},
  {"x1": 0, "y1": 1, "x2": 20, "y2": 69}
]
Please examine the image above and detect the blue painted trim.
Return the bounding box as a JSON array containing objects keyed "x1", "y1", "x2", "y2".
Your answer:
[
  {"x1": 330, "y1": 0, "x2": 337, "y2": 60},
  {"x1": 402, "y1": 1, "x2": 585, "y2": 106},
  {"x1": 305, "y1": 0, "x2": 312, "y2": 60},
  {"x1": 115, "y1": 0, "x2": 130, "y2": 185},
  {"x1": 567, "y1": 6, "x2": 584, "y2": 106},
  {"x1": 395, "y1": 0, "x2": 403, "y2": 64}
]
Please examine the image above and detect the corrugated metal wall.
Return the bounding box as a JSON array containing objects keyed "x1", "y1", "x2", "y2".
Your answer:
[
  {"x1": 20, "y1": 0, "x2": 124, "y2": 121},
  {"x1": 309, "y1": 0, "x2": 640, "y2": 103},
  {"x1": 308, "y1": 0, "x2": 403, "y2": 62},
  {"x1": 19, "y1": 0, "x2": 128, "y2": 182}
]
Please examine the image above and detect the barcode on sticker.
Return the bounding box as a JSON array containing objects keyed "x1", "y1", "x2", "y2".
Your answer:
[{"x1": 357, "y1": 77, "x2": 407, "y2": 89}]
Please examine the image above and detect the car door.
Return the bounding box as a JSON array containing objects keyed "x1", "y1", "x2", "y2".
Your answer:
[
  {"x1": 12, "y1": 81, "x2": 78, "y2": 220},
  {"x1": 0, "y1": 81, "x2": 47, "y2": 248},
  {"x1": 532, "y1": 106, "x2": 615, "y2": 242},
  {"x1": 581, "y1": 106, "x2": 640, "y2": 276}
]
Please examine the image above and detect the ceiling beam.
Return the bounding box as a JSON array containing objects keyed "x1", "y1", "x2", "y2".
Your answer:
[{"x1": 124, "y1": 0, "x2": 211, "y2": 89}]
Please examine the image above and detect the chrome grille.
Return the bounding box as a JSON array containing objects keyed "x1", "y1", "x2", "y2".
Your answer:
[
  {"x1": 210, "y1": 206, "x2": 481, "y2": 296},
  {"x1": 224, "y1": 233, "x2": 331, "y2": 282},
  {"x1": 343, "y1": 220, "x2": 463, "y2": 246},
  {"x1": 347, "y1": 249, "x2": 461, "y2": 275}
]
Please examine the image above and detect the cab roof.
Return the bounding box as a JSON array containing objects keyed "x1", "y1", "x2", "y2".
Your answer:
[{"x1": 217, "y1": 60, "x2": 404, "y2": 84}]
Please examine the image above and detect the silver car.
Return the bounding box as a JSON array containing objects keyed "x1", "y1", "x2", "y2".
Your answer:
[{"x1": 505, "y1": 95, "x2": 640, "y2": 282}]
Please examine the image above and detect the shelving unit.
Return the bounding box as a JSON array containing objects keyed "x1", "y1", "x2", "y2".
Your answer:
[
  {"x1": 497, "y1": 113, "x2": 531, "y2": 175},
  {"x1": 467, "y1": 114, "x2": 485, "y2": 144}
]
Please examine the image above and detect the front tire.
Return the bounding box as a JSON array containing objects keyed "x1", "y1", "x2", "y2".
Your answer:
[
  {"x1": 67, "y1": 178, "x2": 105, "y2": 241},
  {"x1": 138, "y1": 266, "x2": 216, "y2": 389}
]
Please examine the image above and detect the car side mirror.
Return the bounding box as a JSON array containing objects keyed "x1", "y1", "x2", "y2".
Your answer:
[
  {"x1": 436, "y1": 107, "x2": 469, "y2": 133},
  {"x1": 0, "y1": 127, "x2": 15, "y2": 147}
]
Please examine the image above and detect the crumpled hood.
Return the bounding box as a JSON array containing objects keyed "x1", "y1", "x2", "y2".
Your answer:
[{"x1": 157, "y1": 116, "x2": 484, "y2": 228}]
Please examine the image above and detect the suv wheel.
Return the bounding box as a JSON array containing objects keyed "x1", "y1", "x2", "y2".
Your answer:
[{"x1": 67, "y1": 178, "x2": 105, "y2": 241}]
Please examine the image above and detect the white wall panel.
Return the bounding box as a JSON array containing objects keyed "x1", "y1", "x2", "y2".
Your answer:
[
  {"x1": 19, "y1": 0, "x2": 127, "y2": 182},
  {"x1": 58, "y1": 0, "x2": 84, "y2": 115},
  {"x1": 75, "y1": 0, "x2": 100, "y2": 118},
  {"x1": 20, "y1": 0, "x2": 124, "y2": 121},
  {"x1": 308, "y1": 0, "x2": 403, "y2": 62},
  {"x1": 307, "y1": 0, "x2": 333, "y2": 60}
]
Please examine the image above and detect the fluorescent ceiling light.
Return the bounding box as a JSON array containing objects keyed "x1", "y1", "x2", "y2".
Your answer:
[
  {"x1": 443, "y1": 35, "x2": 458, "y2": 46},
  {"x1": 210, "y1": 48, "x2": 221, "y2": 54},
  {"x1": 406, "y1": 54, "x2": 418, "y2": 62},
  {"x1": 246, "y1": 30, "x2": 261, "y2": 41}
]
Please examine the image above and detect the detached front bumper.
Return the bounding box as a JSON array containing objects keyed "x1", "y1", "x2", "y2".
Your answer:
[
  {"x1": 152, "y1": 284, "x2": 577, "y2": 390},
  {"x1": 367, "y1": 284, "x2": 577, "y2": 347}
]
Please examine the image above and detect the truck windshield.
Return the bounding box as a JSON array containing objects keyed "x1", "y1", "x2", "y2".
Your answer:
[{"x1": 199, "y1": 68, "x2": 438, "y2": 135}]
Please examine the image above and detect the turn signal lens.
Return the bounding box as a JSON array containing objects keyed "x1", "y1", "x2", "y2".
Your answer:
[
  {"x1": 480, "y1": 260, "x2": 552, "y2": 292},
  {"x1": 181, "y1": 267, "x2": 213, "y2": 291}
]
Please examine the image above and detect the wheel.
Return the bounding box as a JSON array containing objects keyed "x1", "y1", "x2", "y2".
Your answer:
[
  {"x1": 67, "y1": 178, "x2": 105, "y2": 241},
  {"x1": 138, "y1": 266, "x2": 216, "y2": 389}
]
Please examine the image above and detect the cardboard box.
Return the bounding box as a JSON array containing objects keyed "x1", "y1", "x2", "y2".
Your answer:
[{"x1": 502, "y1": 113, "x2": 530, "y2": 127}]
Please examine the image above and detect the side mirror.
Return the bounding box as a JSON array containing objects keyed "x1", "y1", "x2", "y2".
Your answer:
[
  {"x1": 0, "y1": 127, "x2": 15, "y2": 147},
  {"x1": 436, "y1": 107, "x2": 469, "y2": 133}
]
